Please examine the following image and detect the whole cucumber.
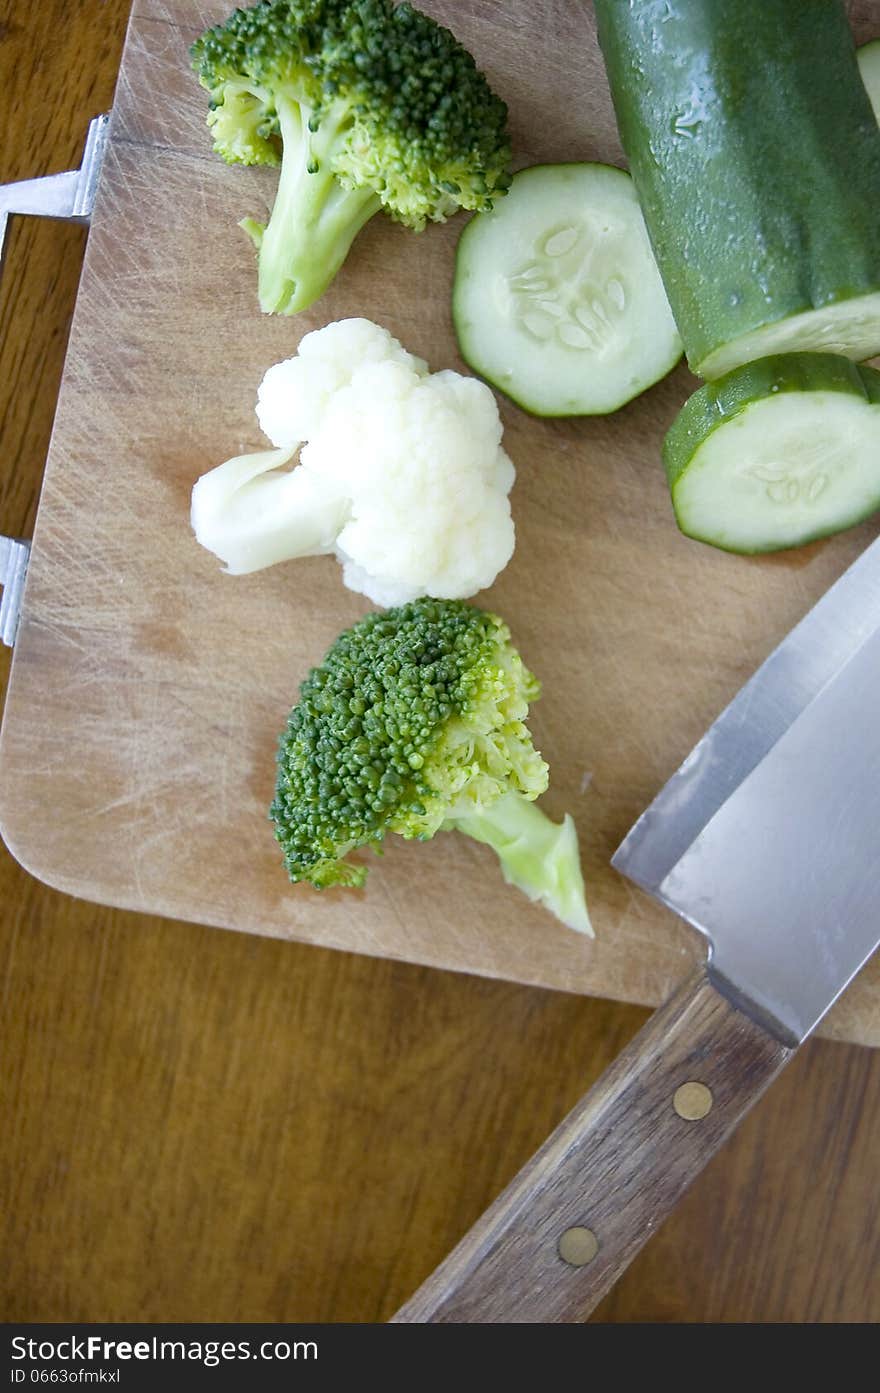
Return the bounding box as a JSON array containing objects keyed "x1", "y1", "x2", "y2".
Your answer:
[{"x1": 594, "y1": 0, "x2": 880, "y2": 379}]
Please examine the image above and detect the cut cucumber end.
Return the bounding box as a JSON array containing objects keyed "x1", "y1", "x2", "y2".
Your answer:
[
  {"x1": 695, "y1": 291, "x2": 880, "y2": 381},
  {"x1": 452, "y1": 163, "x2": 682, "y2": 417},
  {"x1": 664, "y1": 354, "x2": 880, "y2": 555},
  {"x1": 858, "y1": 38, "x2": 880, "y2": 124}
]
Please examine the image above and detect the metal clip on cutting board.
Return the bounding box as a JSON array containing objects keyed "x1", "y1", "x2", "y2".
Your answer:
[
  {"x1": 393, "y1": 534, "x2": 880, "y2": 1323},
  {"x1": 0, "y1": 114, "x2": 109, "y2": 647}
]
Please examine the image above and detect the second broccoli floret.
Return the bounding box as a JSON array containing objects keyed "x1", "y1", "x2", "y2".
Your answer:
[
  {"x1": 191, "y1": 0, "x2": 511, "y2": 314},
  {"x1": 271, "y1": 599, "x2": 592, "y2": 935}
]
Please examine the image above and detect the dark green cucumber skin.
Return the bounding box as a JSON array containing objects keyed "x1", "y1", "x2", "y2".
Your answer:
[
  {"x1": 594, "y1": 0, "x2": 880, "y2": 374},
  {"x1": 662, "y1": 353, "x2": 880, "y2": 554}
]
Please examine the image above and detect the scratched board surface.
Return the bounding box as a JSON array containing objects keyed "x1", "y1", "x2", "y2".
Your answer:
[{"x1": 1, "y1": 0, "x2": 879, "y2": 1044}]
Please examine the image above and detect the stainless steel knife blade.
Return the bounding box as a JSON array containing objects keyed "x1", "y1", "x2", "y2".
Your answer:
[
  {"x1": 614, "y1": 534, "x2": 880, "y2": 1045},
  {"x1": 614, "y1": 534, "x2": 880, "y2": 898}
]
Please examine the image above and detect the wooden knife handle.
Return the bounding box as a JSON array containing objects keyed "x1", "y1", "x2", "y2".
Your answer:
[{"x1": 391, "y1": 969, "x2": 794, "y2": 1323}]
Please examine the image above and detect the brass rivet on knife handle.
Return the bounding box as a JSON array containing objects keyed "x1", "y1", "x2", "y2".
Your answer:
[
  {"x1": 557, "y1": 1226, "x2": 599, "y2": 1267},
  {"x1": 673, "y1": 1081, "x2": 713, "y2": 1120},
  {"x1": 391, "y1": 974, "x2": 794, "y2": 1322}
]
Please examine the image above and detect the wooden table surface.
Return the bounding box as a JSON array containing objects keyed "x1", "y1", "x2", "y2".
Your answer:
[{"x1": 1, "y1": 0, "x2": 879, "y2": 1325}]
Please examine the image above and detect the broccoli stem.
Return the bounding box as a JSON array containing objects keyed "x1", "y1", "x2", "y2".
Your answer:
[
  {"x1": 246, "y1": 96, "x2": 382, "y2": 315},
  {"x1": 447, "y1": 791, "x2": 593, "y2": 936}
]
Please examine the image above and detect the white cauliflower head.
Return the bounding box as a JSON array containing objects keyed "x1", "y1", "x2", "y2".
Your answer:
[
  {"x1": 255, "y1": 317, "x2": 428, "y2": 448},
  {"x1": 191, "y1": 318, "x2": 516, "y2": 607}
]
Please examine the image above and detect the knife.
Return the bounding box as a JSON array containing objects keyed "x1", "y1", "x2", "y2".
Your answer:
[{"x1": 392, "y1": 534, "x2": 880, "y2": 1323}]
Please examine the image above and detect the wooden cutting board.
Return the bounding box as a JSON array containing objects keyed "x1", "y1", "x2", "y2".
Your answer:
[{"x1": 1, "y1": 0, "x2": 879, "y2": 1046}]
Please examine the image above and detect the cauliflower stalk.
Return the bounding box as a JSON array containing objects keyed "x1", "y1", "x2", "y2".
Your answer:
[{"x1": 191, "y1": 319, "x2": 516, "y2": 605}]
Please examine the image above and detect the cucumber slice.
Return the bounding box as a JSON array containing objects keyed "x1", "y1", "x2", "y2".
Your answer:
[
  {"x1": 452, "y1": 163, "x2": 682, "y2": 417},
  {"x1": 663, "y1": 354, "x2": 880, "y2": 554},
  {"x1": 859, "y1": 38, "x2": 880, "y2": 124},
  {"x1": 595, "y1": 0, "x2": 880, "y2": 380}
]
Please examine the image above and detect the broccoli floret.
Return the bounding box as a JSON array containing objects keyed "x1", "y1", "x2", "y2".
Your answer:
[
  {"x1": 191, "y1": 0, "x2": 511, "y2": 314},
  {"x1": 270, "y1": 599, "x2": 592, "y2": 934}
]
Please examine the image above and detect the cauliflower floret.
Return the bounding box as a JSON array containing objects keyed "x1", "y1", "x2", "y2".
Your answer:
[
  {"x1": 192, "y1": 318, "x2": 516, "y2": 605},
  {"x1": 256, "y1": 318, "x2": 427, "y2": 448}
]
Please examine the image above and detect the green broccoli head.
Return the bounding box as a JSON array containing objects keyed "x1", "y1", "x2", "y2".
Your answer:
[
  {"x1": 191, "y1": 0, "x2": 339, "y2": 164},
  {"x1": 317, "y1": 1, "x2": 512, "y2": 225},
  {"x1": 191, "y1": 1, "x2": 511, "y2": 312},
  {"x1": 271, "y1": 600, "x2": 592, "y2": 935}
]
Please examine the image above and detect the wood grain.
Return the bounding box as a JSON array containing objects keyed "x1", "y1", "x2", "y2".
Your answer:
[
  {"x1": 1, "y1": 0, "x2": 880, "y2": 1042},
  {"x1": 1, "y1": 0, "x2": 880, "y2": 1328},
  {"x1": 393, "y1": 973, "x2": 793, "y2": 1322},
  {"x1": 1, "y1": 843, "x2": 879, "y2": 1324}
]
